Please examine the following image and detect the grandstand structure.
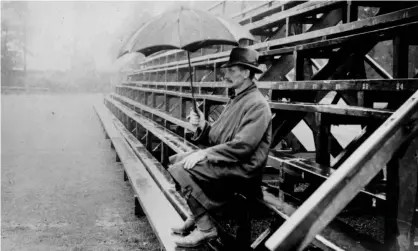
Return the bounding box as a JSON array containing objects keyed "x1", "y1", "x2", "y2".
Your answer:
[{"x1": 95, "y1": 1, "x2": 418, "y2": 250}]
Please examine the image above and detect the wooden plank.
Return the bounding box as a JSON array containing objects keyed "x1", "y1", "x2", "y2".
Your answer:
[
  {"x1": 94, "y1": 102, "x2": 184, "y2": 251},
  {"x1": 265, "y1": 90, "x2": 418, "y2": 251},
  {"x1": 113, "y1": 93, "x2": 194, "y2": 131},
  {"x1": 130, "y1": 6, "x2": 418, "y2": 75},
  {"x1": 124, "y1": 79, "x2": 418, "y2": 91},
  {"x1": 364, "y1": 54, "x2": 393, "y2": 79},
  {"x1": 261, "y1": 21, "x2": 418, "y2": 57},
  {"x1": 247, "y1": 0, "x2": 343, "y2": 33},
  {"x1": 231, "y1": 1, "x2": 290, "y2": 23},
  {"x1": 117, "y1": 86, "x2": 394, "y2": 119},
  {"x1": 261, "y1": 188, "x2": 379, "y2": 251},
  {"x1": 106, "y1": 96, "x2": 196, "y2": 153},
  {"x1": 108, "y1": 94, "x2": 378, "y2": 251},
  {"x1": 252, "y1": 6, "x2": 418, "y2": 50},
  {"x1": 111, "y1": 112, "x2": 192, "y2": 219},
  {"x1": 315, "y1": 113, "x2": 331, "y2": 166},
  {"x1": 268, "y1": 150, "x2": 385, "y2": 201}
]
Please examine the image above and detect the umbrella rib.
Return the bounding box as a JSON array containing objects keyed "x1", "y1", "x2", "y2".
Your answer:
[
  {"x1": 216, "y1": 16, "x2": 239, "y2": 45},
  {"x1": 190, "y1": 9, "x2": 205, "y2": 49}
]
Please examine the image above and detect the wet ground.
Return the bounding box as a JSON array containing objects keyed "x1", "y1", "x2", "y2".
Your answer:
[{"x1": 1, "y1": 94, "x2": 159, "y2": 251}]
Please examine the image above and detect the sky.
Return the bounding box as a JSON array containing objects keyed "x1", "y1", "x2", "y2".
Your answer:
[{"x1": 20, "y1": 1, "x2": 224, "y2": 72}]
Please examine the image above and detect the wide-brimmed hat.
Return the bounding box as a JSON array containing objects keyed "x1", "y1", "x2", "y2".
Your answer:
[{"x1": 221, "y1": 47, "x2": 263, "y2": 74}]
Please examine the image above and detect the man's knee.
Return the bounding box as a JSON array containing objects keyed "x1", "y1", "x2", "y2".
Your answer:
[{"x1": 168, "y1": 162, "x2": 184, "y2": 177}]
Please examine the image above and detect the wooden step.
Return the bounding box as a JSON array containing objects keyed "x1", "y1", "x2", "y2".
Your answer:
[{"x1": 94, "y1": 101, "x2": 184, "y2": 251}]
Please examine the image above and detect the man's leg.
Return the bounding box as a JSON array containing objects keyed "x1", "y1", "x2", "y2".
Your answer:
[
  {"x1": 174, "y1": 196, "x2": 218, "y2": 248},
  {"x1": 169, "y1": 161, "x2": 225, "y2": 247}
]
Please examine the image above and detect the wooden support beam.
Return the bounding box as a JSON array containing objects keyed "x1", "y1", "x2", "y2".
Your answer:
[
  {"x1": 113, "y1": 94, "x2": 193, "y2": 131},
  {"x1": 393, "y1": 35, "x2": 409, "y2": 79},
  {"x1": 293, "y1": 50, "x2": 304, "y2": 81},
  {"x1": 383, "y1": 33, "x2": 412, "y2": 251},
  {"x1": 248, "y1": 1, "x2": 344, "y2": 33},
  {"x1": 131, "y1": 7, "x2": 418, "y2": 75},
  {"x1": 364, "y1": 55, "x2": 393, "y2": 79},
  {"x1": 315, "y1": 113, "x2": 331, "y2": 166},
  {"x1": 117, "y1": 88, "x2": 394, "y2": 119},
  {"x1": 146, "y1": 131, "x2": 152, "y2": 151},
  {"x1": 265, "y1": 90, "x2": 418, "y2": 251},
  {"x1": 152, "y1": 143, "x2": 161, "y2": 153},
  {"x1": 343, "y1": 0, "x2": 358, "y2": 23},
  {"x1": 123, "y1": 79, "x2": 418, "y2": 92}
]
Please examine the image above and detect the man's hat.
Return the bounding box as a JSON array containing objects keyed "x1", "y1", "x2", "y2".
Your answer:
[{"x1": 221, "y1": 47, "x2": 263, "y2": 74}]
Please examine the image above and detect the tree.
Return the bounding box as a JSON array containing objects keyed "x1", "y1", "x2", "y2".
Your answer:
[{"x1": 1, "y1": 1, "x2": 28, "y2": 85}]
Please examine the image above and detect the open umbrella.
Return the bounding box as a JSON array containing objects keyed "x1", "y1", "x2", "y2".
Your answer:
[{"x1": 118, "y1": 6, "x2": 256, "y2": 112}]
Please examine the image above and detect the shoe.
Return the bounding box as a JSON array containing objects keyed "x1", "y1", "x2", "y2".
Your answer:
[
  {"x1": 174, "y1": 227, "x2": 218, "y2": 248},
  {"x1": 171, "y1": 217, "x2": 196, "y2": 235}
]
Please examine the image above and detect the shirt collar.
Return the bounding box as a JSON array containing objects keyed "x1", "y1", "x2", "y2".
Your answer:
[{"x1": 229, "y1": 80, "x2": 257, "y2": 99}]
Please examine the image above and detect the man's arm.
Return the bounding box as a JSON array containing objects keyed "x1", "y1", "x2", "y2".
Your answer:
[
  {"x1": 191, "y1": 121, "x2": 211, "y2": 146},
  {"x1": 204, "y1": 103, "x2": 271, "y2": 163}
]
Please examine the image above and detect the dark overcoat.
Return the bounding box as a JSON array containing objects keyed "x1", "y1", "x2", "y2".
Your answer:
[{"x1": 168, "y1": 83, "x2": 272, "y2": 211}]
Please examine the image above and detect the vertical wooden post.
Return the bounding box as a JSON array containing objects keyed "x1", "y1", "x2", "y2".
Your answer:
[
  {"x1": 384, "y1": 34, "x2": 411, "y2": 251},
  {"x1": 315, "y1": 113, "x2": 330, "y2": 166},
  {"x1": 134, "y1": 196, "x2": 145, "y2": 216},
  {"x1": 146, "y1": 131, "x2": 152, "y2": 151},
  {"x1": 135, "y1": 123, "x2": 140, "y2": 140},
  {"x1": 161, "y1": 143, "x2": 169, "y2": 167},
  {"x1": 343, "y1": 1, "x2": 358, "y2": 23},
  {"x1": 393, "y1": 35, "x2": 409, "y2": 79},
  {"x1": 285, "y1": 17, "x2": 290, "y2": 37},
  {"x1": 294, "y1": 50, "x2": 304, "y2": 81},
  {"x1": 151, "y1": 92, "x2": 156, "y2": 108},
  {"x1": 213, "y1": 62, "x2": 217, "y2": 82},
  {"x1": 180, "y1": 97, "x2": 185, "y2": 120}
]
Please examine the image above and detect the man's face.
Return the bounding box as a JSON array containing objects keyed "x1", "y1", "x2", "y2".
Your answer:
[{"x1": 224, "y1": 66, "x2": 249, "y2": 89}]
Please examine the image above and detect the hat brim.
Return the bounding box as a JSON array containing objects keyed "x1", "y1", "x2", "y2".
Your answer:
[{"x1": 221, "y1": 62, "x2": 263, "y2": 74}]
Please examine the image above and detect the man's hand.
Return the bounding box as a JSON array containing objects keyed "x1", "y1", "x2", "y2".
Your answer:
[
  {"x1": 182, "y1": 150, "x2": 207, "y2": 170},
  {"x1": 189, "y1": 107, "x2": 205, "y2": 131}
]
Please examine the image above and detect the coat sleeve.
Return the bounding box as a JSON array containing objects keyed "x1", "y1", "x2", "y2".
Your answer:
[
  {"x1": 191, "y1": 121, "x2": 211, "y2": 146},
  {"x1": 204, "y1": 103, "x2": 271, "y2": 163}
]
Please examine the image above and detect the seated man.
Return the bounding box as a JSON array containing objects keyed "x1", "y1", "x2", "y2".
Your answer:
[{"x1": 168, "y1": 47, "x2": 272, "y2": 248}]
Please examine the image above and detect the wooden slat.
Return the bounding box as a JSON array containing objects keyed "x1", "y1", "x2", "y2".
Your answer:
[
  {"x1": 364, "y1": 55, "x2": 393, "y2": 79},
  {"x1": 131, "y1": 6, "x2": 418, "y2": 75},
  {"x1": 107, "y1": 96, "x2": 196, "y2": 152},
  {"x1": 257, "y1": 79, "x2": 418, "y2": 91},
  {"x1": 261, "y1": 21, "x2": 418, "y2": 57},
  {"x1": 268, "y1": 150, "x2": 386, "y2": 201},
  {"x1": 112, "y1": 93, "x2": 194, "y2": 131},
  {"x1": 247, "y1": 0, "x2": 343, "y2": 33},
  {"x1": 116, "y1": 86, "x2": 394, "y2": 119},
  {"x1": 111, "y1": 115, "x2": 191, "y2": 219},
  {"x1": 94, "y1": 102, "x2": 184, "y2": 251},
  {"x1": 265, "y1": 90, "x2": 418, "y2": 251},
  {"x1": 260, "y1": 188, "x2": 379, "y2": 251},
  {"x1": 107, "y1": 94, "x2": 379, "y2": 251}
]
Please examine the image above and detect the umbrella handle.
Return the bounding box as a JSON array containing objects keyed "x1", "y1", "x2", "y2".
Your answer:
[{"x1": 187, "y1": 52, "x2": 198, "y2": 113}]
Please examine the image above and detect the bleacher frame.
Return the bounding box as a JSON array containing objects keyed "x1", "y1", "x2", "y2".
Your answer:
[{"x1": 102, "y1": 1, "x2": 418, "y2": 251}]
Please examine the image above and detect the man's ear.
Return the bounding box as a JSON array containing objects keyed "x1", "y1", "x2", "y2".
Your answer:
[{"x1": 245, "y1": 69, "x2": 251, "y2": 79}]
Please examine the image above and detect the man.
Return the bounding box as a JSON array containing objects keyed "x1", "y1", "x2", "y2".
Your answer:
[{"x1": 168, "y1": 47, "x2": 272, "y2": 248}]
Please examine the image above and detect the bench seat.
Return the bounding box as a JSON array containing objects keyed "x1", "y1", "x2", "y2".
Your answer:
[
  {"x1": 94, "y1": 101, "x2": 185, "y2": 251},
  {"x1": 105, "y1": 97, "x2": 380, "y2": 251}
]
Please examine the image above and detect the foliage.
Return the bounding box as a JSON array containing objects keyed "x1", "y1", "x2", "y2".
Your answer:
[{"x1": 1, "y1": 1, "x2": 28, "y2": 85}]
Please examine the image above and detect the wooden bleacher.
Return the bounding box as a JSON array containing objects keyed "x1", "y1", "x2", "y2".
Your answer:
[
  {"x1": 105, "y1": 1, "x2": 418, "y2": 250},
  {"x1": 94, "y1": 102, "x2": 185, "y2": 251}
]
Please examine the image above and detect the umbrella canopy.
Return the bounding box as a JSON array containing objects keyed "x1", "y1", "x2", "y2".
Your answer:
[{"x1": 118, "y1": 6, "x2": 256, "y2": 58}]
